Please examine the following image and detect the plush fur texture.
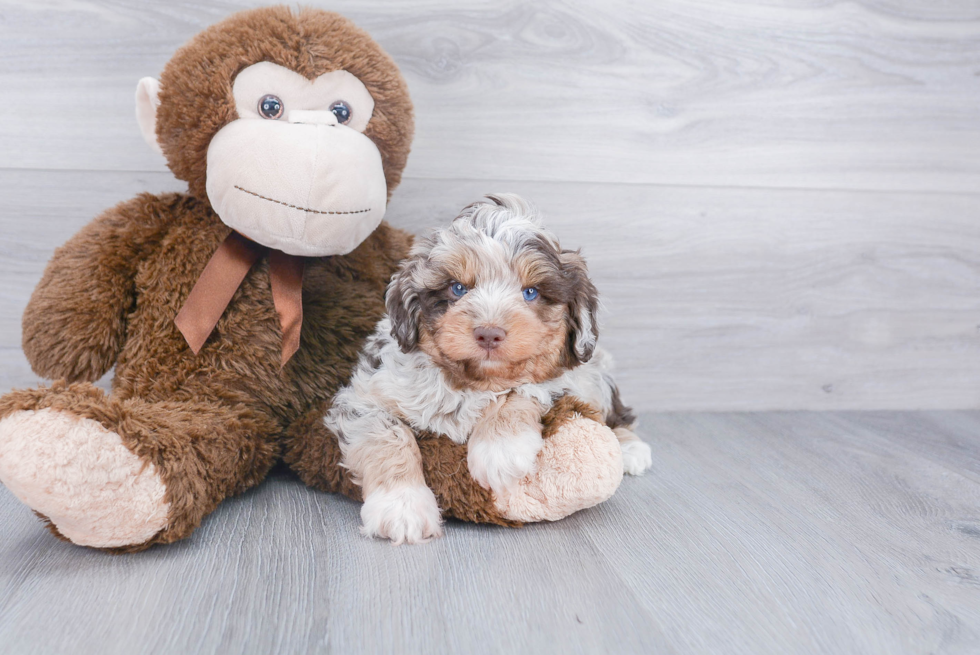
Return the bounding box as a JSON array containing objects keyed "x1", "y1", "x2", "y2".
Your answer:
[
  {"x1": 0, "y1": 408, "x2": 169, "y2": 547},
  {"x1": 0, "y1": 8, "x2": 635, "y2": 550},
  {"x1": 493, "y1": 411, "x2": 623, "y2": 522},
  {"x1": 288, "y1": 393, "x2": 618, "y2": 529},
  {"x1": 5, "y1": 189, "x2": 412, "y2": 550},
  {"x1": 0, "y1": 7, "x2": 414, "y2": 551},
  {"x1": 156, "y1": 6, "x2": 413, "y2": 202},
  {"x1": 326, "y1": 195, "x2": 649, "y2": 542}
]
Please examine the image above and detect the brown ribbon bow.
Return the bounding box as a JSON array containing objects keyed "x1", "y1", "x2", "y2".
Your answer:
[{"x1": 175, "y1": 232, "x2": 306, "y2": 367}]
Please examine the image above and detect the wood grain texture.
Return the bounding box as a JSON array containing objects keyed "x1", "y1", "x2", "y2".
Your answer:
[
  {"x1": 1, "y1": 411, "x2": 978, "y2": 654},
  {"x1": 0, "y1": 0, "x2": 978, "y2": 193},
  {"x1": 2, "y1": 170, "x2": 978, "y2": 410}
]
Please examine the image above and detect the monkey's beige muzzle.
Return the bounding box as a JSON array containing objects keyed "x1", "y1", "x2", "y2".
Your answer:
[{"x1": 205, "y1": 118, "x2": 388, "y2": 257}]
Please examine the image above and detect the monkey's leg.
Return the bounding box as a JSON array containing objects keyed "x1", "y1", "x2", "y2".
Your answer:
[
  {"x1": 422, "y1": 396, "x2": 624, "y2": 526},
  {"x1": 284, "y1": 396, "x2": 626, "y2": 530},
  {"x1": 285, "y1": 403, "x2": 516, "y2": 526},
  {"x1": 0, "y1": 382, "x2": 277, "y2": 552},
  {"x1": 281, "y1": 401, "x2": 361, "y2": 499}
]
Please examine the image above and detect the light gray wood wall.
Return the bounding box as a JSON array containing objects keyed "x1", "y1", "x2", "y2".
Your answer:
[{"x1": 1, "y1": 0, "x2": 978, "y2": 410}]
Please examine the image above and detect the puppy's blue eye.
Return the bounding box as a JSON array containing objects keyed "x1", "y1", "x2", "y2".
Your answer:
[
  {"x1": 522, "y1": 287, "x2": 539, "y2": 301},
  {"x1": 450, "y1": 281, "x2": 468, "y2": 297}
]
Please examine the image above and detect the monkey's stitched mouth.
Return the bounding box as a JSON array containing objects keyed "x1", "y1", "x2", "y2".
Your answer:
[{"x1": 234, "y1": 185, "x2": 371, "y2": 215}]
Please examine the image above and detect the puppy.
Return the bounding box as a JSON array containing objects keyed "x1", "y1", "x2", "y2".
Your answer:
[{"x1": 325, "y1": 194, "x2": 652, "y2": 544}]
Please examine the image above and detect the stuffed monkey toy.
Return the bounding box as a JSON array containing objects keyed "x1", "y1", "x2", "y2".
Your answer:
[{"x1": 0, "y1": 6, "x2": 623, "y2": 552}]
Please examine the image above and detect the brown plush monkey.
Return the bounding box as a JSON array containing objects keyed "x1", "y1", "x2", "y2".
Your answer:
[{"x1": 0, "y1": 6, "x2": 623, "y2": 552}]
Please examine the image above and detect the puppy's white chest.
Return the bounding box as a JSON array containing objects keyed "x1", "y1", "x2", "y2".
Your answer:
[{"x1": 395, "y1": 386, "x2": 499, "y2": 445}]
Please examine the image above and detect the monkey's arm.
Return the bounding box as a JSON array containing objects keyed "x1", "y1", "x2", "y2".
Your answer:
[{"x1": 22, "y1": 193, "x2": 173, "y2": 382}]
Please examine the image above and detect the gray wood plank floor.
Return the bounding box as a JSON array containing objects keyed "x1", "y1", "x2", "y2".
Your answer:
[{"x1": 1, "y1": 411, "x2": 978, "y2": 655}]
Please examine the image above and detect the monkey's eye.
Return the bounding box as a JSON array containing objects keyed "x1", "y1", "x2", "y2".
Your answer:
[
  {"x1": 522, "y1": 287, "x2": 539, "y2": 301},
  {"x1": 449, "y1": 281, "x2": 468, "y2": 298},
  {"x1": 258, "y1": 94, "x2": 284, "y2": 120},
  {"x1": 329, "y1": 100, "x2": 353, "y2": 125}
]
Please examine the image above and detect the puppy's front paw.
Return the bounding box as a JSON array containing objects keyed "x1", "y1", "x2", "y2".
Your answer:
[
  {"x1": 620, "y1": 439, "x2": 653, "y2": 476},
  {"x1": 360, "y1": 485, "x2": 443, "y2": 545},
  {"x1": 468, "y1": 428, "x2": 544, "y2": 496}
]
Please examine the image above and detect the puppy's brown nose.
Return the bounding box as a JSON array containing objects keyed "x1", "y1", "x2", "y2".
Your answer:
[{"x1": 474, "y1": 326, "x2": 506, "y2": 350}]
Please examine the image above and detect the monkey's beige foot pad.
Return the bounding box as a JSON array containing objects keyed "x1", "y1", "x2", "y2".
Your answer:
[
  {"x1": 0, "y1": 409, "x2": 169, "y2": 548},
  {"x1": 495, "y1": 416, "x2": 624, "y2": 522}
]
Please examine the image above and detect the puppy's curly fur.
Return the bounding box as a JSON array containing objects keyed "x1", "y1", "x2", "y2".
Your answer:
[{"x1": 326, "y1": 194, "x2": 652, "y2": 543}]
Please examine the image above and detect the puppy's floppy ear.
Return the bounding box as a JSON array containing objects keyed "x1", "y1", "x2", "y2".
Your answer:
[
  {"x1": 560, "y1": 249, "x2": 600, "y2": 364},
  {"x1": 385, "y1": 259, "x2": 423, "y2": 353}
]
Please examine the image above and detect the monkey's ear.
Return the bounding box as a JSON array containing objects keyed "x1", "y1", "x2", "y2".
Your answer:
[{"x1": 135, "y1": 77, "x2": 163, "y2": 155}]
